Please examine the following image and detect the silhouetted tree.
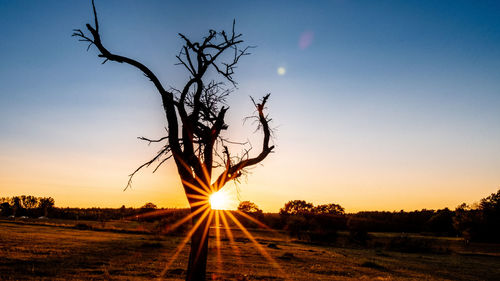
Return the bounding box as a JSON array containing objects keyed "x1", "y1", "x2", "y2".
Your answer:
[
  {"x1": 237, "y1": 201, "x2": 263, "y2": 214},
  {"x1": 314, "y1": 203, "x2": 345, "y2": 215},
  {"x1": 0, "y1": 197, "x2": 10, "y2": 216},
  {"x1": 21, "y1": 195, "x2": 38, "y2": 210},
  {"x1": 0, "y1": 202, "x2": 11, "y2": 216},
  {"x1": 452, "y1": 190, "x2": 500, "y2": 242},
  {"x1": 74, "y1": 1, "x2": 274, "y2": 280},
  {"x1": 453, "y1": 203, "x2": 478, "y2": 242},
  {"x1": 279, "y1": 201, "x2": 346, "y2": 241},
  {"x1": 279, "y1": 200, "x2": 314, "y2": 215},
  {"x1": 425, "y1": 208, "x2": 455, "y2": 235},
  {"x1": 479, "y1": 189, "x2": 500, "y2": 211},
  {"x1": 477, "y1": 189, "x2": 500, "y2": 241},
  {"x1": 120, "y1": 205, "x2": 126, "y2": 220},
  {"x1": 141, "y1": 202, "x2": 158, "y2": 210},
  {"x1": 10, "y1": 196, "x2": 22, "y2": 217},
  {"x1": 38, "y1": 197, "x2": 55, "y2": 217}
]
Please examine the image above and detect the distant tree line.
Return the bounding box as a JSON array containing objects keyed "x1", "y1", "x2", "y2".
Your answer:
[
  {"x1": 0, "y1": 198, "x2": 184, "y2": 222},
  {"x1": 235, "y1": 189, "x2": 500, "y2": 243},
  {"x1": 2, "y1": 189, "x2": 499, "y2": 243},
  {"x1": 0, "y1": 196, "x2": 55, "y2": 218},
  {"x1": 348, "y1": 189, "x2": 500, "y2": 242}
]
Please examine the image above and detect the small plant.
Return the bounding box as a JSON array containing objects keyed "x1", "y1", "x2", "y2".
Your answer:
[
  {"x1": 360, "y1": 260, "x2": 385, "y2": 270},
  {"x1": 386, "y1": 235, "x2": 433, "y2": 253},
  {"x1": 74, "y1": 223, "x2": 92, "y2": 230}
]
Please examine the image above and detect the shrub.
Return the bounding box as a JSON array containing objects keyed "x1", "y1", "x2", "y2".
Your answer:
[
  {"x1": 75, "y1": 223, "x2": 92, "y2": 230},
  {"x1": 386, "y1": 235, "x2": 433, "y2": 253}
]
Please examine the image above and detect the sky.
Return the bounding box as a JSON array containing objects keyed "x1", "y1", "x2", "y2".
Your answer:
[{"x1": 1, "y1": 0, "x2": 499, "y2": 212}]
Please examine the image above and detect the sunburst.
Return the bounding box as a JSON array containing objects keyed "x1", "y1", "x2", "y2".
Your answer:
[{"x1": 138, "y1": 195, "x2": 287, "y2": 280}]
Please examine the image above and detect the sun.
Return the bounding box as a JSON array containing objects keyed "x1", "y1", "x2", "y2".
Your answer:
[{"x1": 209, "y1": 190, "x2": 230, "y2": 210}]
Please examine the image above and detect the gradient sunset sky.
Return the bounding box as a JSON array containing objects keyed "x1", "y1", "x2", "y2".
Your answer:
[{"x1": 1, "y1": 0, "x2": 499, "y2": 212}]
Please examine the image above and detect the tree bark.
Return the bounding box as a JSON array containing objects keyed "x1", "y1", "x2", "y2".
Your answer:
[{"x1": 186, "y1": 205, "x2": 209, "y2": 281}]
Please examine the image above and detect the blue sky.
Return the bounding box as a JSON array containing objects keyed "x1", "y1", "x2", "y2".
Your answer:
[{"x1": 1, "y1": 0, "x2": 499, "y2": 211}]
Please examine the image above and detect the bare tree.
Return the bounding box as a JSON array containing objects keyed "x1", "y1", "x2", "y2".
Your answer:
[{"x1": 73, "y1": 1, "x2": 274, "y2": 280}]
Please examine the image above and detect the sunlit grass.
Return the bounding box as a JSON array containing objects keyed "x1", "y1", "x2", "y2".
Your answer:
[
  {"x1": 151, "y1": 188, "x2": 285, "y2": 279},
  {"x1": 225, "y1": 211, "x2": 286, "y2": 277},
  {"x1": 3, "y1": 220, "x2": 500, "y2": 280},
  {"x1": 159, "y1": 207, "x2": 211, "y2": 278},
  {"x1": 130, "y1": 174, "x2": 282, "y2": 279}
]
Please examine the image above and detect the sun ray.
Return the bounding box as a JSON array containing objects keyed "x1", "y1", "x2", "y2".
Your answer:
[
  {"x1": 159, "y1": 207, "x2": 211, "y2": 279},
  {"x1": 166, "y1": 204, "x2": 209, "y2": 233},
  {"x1": 193, "y1": 175, "x2": 212, "y2": 193},
  {"x1": 194, "y1": 210, "x2": 214, "y2": 265},
  {"x1": 214, "y1": 210, "x2": 222, "y2": 275},
  {"x1": 219, "y1": 210, "x2": 243, "y2": 266},
  {"x1": 224, "y1": 211, "x2": 285, "y2": 277},
  {"x1": 212, "y1": 165, "x2": 230, "y2": 192},
  {"x1": 186, "y1": 193, "x2": 209, "y2": 201},
  {"x1": 235, "y1": 210, "x2": 290, "y2": 240},
  {"x1": 125, "y1": 208, "x2": 185, "y2": 221},
  {"x1": 199, "y1": 162, "x2": 213, "y2": 192},
  {"x1": 176, "y1": 157, "x2": 211, "y2": 193},
  {"x1": 235, "y1": 210, "x2": 271, "y2": 230},
  {"x1": 175, "y1": 157, "x2": 211, "y2": 193},
  {"x1": 181, "y1": 179, "x2": 210, "y2": 196},
  {"x1": 188, "y1": 199, "x2": 210, "y2": 208}
]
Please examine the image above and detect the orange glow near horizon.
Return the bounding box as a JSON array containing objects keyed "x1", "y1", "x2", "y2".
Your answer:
[{"x1": 0, "y1": 137, "x2": 498, "y2": 213}]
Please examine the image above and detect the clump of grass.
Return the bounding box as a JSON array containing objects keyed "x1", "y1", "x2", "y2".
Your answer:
[
  {"x1": 140, "y1": 242, "x2": 163, "y2": 248},
  {"x1": 74, "y1": 223, "x2": 92, "y2": 230},
  {"x1": 278, "y1": 252, "x2": 296, "y2": 260},
  {"x1": 267, "y1": 242, "x2": 279, "y2": 249},
  {"x1": 167, "y1": 268, "x2": 185, "y2": 275},
  {"x1": 360, "y1": 261, "x2": 385, "y2": 270},
  {"x1": 386, "y1": 236, "x2": 433, "y2": 253},
  {"x1": 375, "y1": 250, "x2": 390, "y2": 257}
]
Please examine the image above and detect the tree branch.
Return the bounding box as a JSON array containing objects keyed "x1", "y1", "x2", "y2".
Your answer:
[
  {"x1": 137, "y1": 135, "x2": 168, "y2": 146},
  {"x1": 212, "y1": 94, "x2": 274, "y2": 190},
  {"x1": 125, "y1": 145, "x2": 172, "y2": 191},
  {"x1": 73, "y1": 0, "x2": 182, "y2": 159}
]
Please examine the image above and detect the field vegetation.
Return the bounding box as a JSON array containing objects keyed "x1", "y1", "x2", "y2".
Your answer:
[
  {"x1": 1, "y1": 189, "x2": 499, "y2": 280},
  {"x1": 1, "y1": 220, "x2": 499, "y2": 280}
]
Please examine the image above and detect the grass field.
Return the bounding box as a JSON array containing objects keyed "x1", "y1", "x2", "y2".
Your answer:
[{"x1": 1, "y1": 220, "x2": 499, "y2": 280}]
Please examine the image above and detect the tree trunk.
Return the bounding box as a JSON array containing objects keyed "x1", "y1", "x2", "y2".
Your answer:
[{"x1": 185, "y1": 206, "x2": 209, "y2": 281}]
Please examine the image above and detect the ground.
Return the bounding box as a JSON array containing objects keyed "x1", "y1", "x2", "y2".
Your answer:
[{"x1": 0, "y1": 220, "x2": 499, "y2": 280}]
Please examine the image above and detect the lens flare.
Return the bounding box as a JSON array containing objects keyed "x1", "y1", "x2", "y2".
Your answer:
[
  {"x1": 277, "y1": 67, "x2": 286, "y2": 75},
  {"x1": 299, "y1": 30, "x2": 314, "y2": 49}
]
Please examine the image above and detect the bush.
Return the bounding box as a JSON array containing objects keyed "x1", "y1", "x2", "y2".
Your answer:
[
  {"x1": 349, "y1": 230, "x2": 371, "y2": 246},
  {"x1": 385, "y1": 235, "x2": 433, "y2": 253},
  {"x1": 284, "y1": 215, "x2": 309, "y2": 238},
  {"x1": 75, "y1": 223, "x2": 92, "y2": 230},
  {"x1": 282, "y1": 214, "x2": 344, "y2": 243},
  {"x1": 360, "y1": 261, "x2": 385, "y2": 270}
]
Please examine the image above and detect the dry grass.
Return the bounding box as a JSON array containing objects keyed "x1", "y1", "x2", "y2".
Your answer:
[{"x1": 0, "y1": 220, "x2": 499, "y2": 280}]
